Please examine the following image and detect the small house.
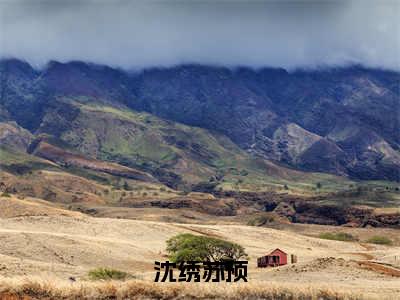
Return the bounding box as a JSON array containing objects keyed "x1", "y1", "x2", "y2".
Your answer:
[{"x1": 257, "y1": 248, "x2": 288, "y2": 267}]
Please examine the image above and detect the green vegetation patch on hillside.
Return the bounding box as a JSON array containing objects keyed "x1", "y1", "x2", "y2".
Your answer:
[
  {"x1": 366, "y1": 236, "x2": 393, "y2": 245},
  {"x1": 318, "y1": 232, "x2": 357, "y2": 242}
]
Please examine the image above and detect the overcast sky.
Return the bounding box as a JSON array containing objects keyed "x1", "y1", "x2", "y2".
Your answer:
[{"x1": 0, "y1": 0, "x2": 399, "y2": 70}]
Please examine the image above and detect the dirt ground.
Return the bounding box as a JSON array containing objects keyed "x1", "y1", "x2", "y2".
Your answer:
[{"x1": 0, "y1": 196, "x2": 399, "y2": 299}]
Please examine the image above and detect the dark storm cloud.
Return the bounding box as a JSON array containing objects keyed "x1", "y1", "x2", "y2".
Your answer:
[{"x1": 0, "y1": 0, "x2": 399, "y2": 70}]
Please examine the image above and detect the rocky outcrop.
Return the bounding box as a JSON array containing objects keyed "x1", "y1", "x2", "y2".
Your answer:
[
  {"x1": 273, "y1": 202, "x2": 296, "y2": 221},
  {"x1": 124, "y1": 196, "x2": 238, "y2": 216},
  {"x1": 218, "y1": 191, "x2": 400, "y2": 228},
  {"x1": 0, "y1": 122, "x2": 33, "y2": 151},
  {"x1": 279, "y1": 201, "x2": 400, "y2": 228}
]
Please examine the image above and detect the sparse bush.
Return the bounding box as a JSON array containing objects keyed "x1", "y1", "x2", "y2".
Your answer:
[
  {"x1": 153, "y1": 192, "x2": 159, "y2": 196},
  {"x1": 159, "y1": 187, "x2": 166, "y2": 192},
  {"x1": 366, "y1": 236, "x2": 393, "y2": 245},
  {"x1": 318, "y1": 232, "x2": 357, "y2": 242},
  {"x1": 247, "y1": 214, "x2": 275, "y2": 226},
  {"x1": 166, "y1": 233, "x2": 248, "y2": 263},
  {"x1": 88, "y1": 268, "x2": 129, "y2": 281},
  {"x1": 283, "y1": 184, "x2": 289, "y2": 190},
  {"x1": 142, "y1": 192, "x2": 148, "y2": 196},
  {"x1": 1, "y1": 192, "x2": 11, "y2": 197}
]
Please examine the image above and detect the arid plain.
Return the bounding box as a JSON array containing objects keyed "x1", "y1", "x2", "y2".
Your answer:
[{"x1": 0, "y1": 195, "x2": 399, "y2": 299}]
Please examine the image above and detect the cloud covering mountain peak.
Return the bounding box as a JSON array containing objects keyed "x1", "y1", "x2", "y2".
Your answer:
[{"x1": 1, "y1": 0, "x2": 399, "y2": 70}]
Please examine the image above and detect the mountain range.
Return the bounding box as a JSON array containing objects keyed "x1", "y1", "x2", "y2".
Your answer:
[{"x1": 0, "y1": 58, "x2": 399, "y2": 191}]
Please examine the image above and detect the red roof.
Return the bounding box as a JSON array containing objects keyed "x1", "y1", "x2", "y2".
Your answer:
[{"x1": 267, "y1": 248, "x2": 287, "y2": 256}]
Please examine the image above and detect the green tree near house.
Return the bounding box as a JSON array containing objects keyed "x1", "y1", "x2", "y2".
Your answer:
[{"x1": 166, "y1": 233, "x2": 248, "y2": 263}]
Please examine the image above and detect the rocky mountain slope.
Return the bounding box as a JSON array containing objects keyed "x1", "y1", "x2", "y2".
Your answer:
[{"x1": 0, "y1": 59, "x2": 399, "y2": 182}]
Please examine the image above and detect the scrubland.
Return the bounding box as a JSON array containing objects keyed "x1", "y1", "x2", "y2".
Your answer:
[{"x1": 0, "y1": 196, "x2": 399, "y2": 299}]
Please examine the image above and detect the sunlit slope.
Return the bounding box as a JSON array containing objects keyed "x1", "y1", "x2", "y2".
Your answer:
[{"x1": 36, "y1": 100, "x2": 353, "y2": 191}]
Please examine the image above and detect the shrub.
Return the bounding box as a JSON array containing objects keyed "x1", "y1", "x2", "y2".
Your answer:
[
  {"x1": 318, "y1": 232, "x2": 357, "y2": 242},
  {"x1": 88, "y1": 268, "x2": 129, "y2": 281},
  {"x1": 247, "y1": 214, "x2": 275, "y2": 226},
  {"x1": 1, "y1": 192, "x2": 11, "y2": 197},
  {"x1": 366, "y1": 236, "x2": 393, "y2": 245},
  {"x1": 166, "y1": 233, "x2": 248, "y2": 263}
]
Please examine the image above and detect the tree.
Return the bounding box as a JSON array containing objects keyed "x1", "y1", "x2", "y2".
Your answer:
[
  {"x1": 166, "y1": 233, "x2": 248, "y2": 263},
  {"x1": 316, "y1": 182, "x2": 322, "y2": 189}
]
